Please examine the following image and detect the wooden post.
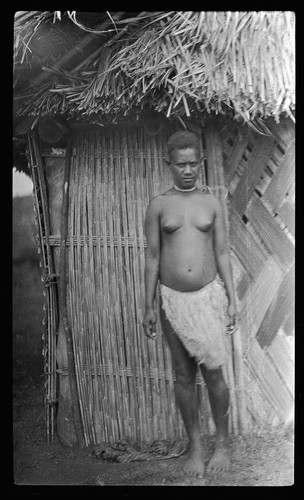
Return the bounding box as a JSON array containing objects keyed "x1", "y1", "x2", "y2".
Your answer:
[
  {"x1": 39, "y1": 140, "x2": 84, "y2": 446},
  {"x1": 57, "y1": 138, "x2": 85, "y2": 447},
  {"x1": 28, "y1": 132, "x2": 58, "y2": 443},
  {"x1": 204, "y1": 117, "x2": 248, "y2": 434},
  {"x1": 41, "y1": 149, "x2": 79, "y2": 446}
]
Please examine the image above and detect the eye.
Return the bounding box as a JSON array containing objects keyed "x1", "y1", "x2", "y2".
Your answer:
[{"x1": 176, "y1": 162, "x2": 198, "y2": 168}]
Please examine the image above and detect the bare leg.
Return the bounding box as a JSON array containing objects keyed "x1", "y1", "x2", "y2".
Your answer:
[
  {"x1": 160, "y1": 307, "x2": 205, "y2": 479},
  {"x1": 200, "y1": 365, "x2": 230, "y2": 473}
]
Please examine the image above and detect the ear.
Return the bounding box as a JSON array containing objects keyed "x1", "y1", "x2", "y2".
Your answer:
[{"x1": 165, "y1": 158, "x2": 171, "y2": 167}]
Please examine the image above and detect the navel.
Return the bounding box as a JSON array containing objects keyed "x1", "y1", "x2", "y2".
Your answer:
[{"x1": 187, "y1": 268, "x2": 192, "y2": 272}]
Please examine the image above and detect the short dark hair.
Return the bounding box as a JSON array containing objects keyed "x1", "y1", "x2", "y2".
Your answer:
[{"x1": 167, "y1": 131, "x2": 201, "y2": 159}]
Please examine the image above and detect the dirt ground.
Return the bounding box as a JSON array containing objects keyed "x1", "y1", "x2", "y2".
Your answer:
[
  {"x1": 12, "y1": 376, "x2": 294, "y2": 489},
  {"x1": 12, "y1": 198, "x2": 295, "y2": 490}
]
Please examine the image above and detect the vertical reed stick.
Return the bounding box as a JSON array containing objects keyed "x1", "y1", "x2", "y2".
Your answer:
[
  {"x1": 86, "y1": 133, "x2": 100, "y2": 443},
  {"x1": 74, "y1": 132, "x2": 91, "y2": 444},
  {"x1": 114, "y1": 130, "x2": 134, "y2": 438},
  {"x1": 93, "y1": 131, "x2": 109, "y2": 442},
  {"x1": 117, "y1": 134, "x2": 137, "y2": 439},
  {"x1": 122, "y1": 132, "x2": 144, "y2": 442},
  {"x1": 128, "y1": 138, "x2": 150, "y2": 442},
  {"x1": 79, "y1": 132, "x2": 93, "y2": 443},
  {"x1": 100, "y1": 130, "x2": 119, "y2": 441}
]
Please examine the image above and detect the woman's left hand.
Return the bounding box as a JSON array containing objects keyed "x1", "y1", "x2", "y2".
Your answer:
[{"x1": 226, "y1": 302, "x2": 237, "y2": 335}]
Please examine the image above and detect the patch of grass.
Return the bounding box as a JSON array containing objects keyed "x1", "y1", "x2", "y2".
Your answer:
[
  {"x1": 13, "y1": 195, "x2": 39, "y2": 264},
  {"x1": 13, "y1": 195, "x2": 45, "y2": 384}
]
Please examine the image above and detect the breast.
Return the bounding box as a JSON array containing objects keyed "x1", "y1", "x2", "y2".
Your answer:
[
  {"x1": 161, "y1": 215, "x2": 213, "y2": 234},
  {"x1": 161, "y1": 220, "x2": 183, "y2": 233},
  {"x1": 194, "y1": 217, "x2": 213, "y2": 232}
]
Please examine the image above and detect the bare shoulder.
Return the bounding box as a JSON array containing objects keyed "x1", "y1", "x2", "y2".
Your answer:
[
  {"x1": 146, "y1": 194, "x2": 164, "y2": 215},
  {"x1": 205, "y1": 194, "x2": 225, "y2": 223},
  {"x1": 199, "y1": 191, "x2": 220, "y2": 209},
  {"x1": 208, "y1": 193, "x2": 221, "y2": 208}
]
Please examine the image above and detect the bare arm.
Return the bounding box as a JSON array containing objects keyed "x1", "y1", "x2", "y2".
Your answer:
[
  {"x1": 213, "y1": 197, "x2": 237, "y2": 331},
  {"x1": 142, "y1": 197, "x2": 161, "y2": 339}
]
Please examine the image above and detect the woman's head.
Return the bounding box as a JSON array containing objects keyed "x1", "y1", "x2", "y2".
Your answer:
[
  {"x1": 167, "y1": 131, "x2": 201, "y2": 161},
  {"x1": 167, "y1": 131, "x2": 202, "y2": 190}
]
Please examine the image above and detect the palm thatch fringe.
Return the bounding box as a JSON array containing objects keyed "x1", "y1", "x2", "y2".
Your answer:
[{"x1": 14, "y1": 11, "x2": 295, "y2": 124}]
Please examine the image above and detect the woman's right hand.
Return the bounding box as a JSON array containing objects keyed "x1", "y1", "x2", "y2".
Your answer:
[{"x1": 142, "y1": 309, "x2": 158, "y2": 340}]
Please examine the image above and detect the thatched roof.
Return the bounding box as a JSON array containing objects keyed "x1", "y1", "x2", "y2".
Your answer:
[{"x1": 14, "y1": 11, "x2": 295, "y2": 127}]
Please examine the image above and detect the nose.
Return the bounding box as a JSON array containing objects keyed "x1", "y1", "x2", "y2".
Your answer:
[{"x1": 184, "y1": 164, "x2": 192, "y2": 175}]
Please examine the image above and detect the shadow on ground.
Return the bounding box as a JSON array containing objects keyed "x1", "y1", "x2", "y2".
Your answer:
[{"x1": 13, "y1": 378, "x2": 294, "y2": 487}]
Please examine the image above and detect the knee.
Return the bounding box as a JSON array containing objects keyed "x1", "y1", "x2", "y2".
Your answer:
[
  {"x1": 174, "y1": 369, "x2": 196, "y2": 389},
  {"x1": 204, "y1": 369, "x2": 228, "y2": 394}
]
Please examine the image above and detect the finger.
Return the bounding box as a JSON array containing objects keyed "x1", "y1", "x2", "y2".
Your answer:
[
  {"x1": 226, "y1": 324, "x2": 237, "y2": 335},
  {"x1": 143, "y1": 324, "x2": 152, "y2": 337},
  {"x1": 143, "y1": 324, "x2": 157, "y2": 339},
  {"x1": 228, "y1": 315, "x2": 236, "y2": 326},
  {"x1": 147, "y1": 331, "x2": 158, "y2": 340}
]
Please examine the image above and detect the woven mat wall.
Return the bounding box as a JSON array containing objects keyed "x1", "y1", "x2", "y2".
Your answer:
[{"x1": 220, "y1": 117, "x2": 295, "y2": 430}]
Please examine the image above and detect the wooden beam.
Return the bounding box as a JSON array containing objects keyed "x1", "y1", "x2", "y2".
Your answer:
[
  {"x1": 59, "y1": 138, "x2": 85, "y2": 447},
  {"x1": 204, "y1": 118, "x2": 230, "y2": 234},
  {"x1": 204, "y1": 118, "x2": 222, "y2": 187},
  {"x1": 204, "y1": 118, "x2": 248, "y2": 433}
]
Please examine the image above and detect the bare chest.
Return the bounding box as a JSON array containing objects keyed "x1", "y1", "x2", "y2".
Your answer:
[{"x1": 161, "y1": 206, "x2": 214, "y2": 234}]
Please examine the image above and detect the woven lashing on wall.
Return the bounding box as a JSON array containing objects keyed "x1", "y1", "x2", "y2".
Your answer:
[{"x1": 220, "y1": 117, "x2": 295, "y2": 430}]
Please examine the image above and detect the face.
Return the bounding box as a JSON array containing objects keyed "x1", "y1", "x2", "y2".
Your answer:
[{"x1": 168, "y1": 148, "x2": 201, "y2": 190}]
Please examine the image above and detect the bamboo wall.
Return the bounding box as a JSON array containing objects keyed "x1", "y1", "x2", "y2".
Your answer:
[
  {"x1": 67, "y1": 126, "x2": 176, "y2": 444},
  {"x1": 220, "y1": 116, "x2": 295, "y2": 430}
]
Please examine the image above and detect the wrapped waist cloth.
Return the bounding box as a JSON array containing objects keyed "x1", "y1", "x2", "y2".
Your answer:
[{"x1": 160, "y1": 277, "x2": 229, "y2": 369}]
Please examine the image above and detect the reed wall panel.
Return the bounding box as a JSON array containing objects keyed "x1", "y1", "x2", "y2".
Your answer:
[
  {"x1": 256, "y1": 263, "x2": 295, "y2": 348},
  {"x1": 61, "y1": 124, "x2": 211, "y2": 444},
  {"x1": 245, "y1": 194, "x2": 294, "y2": 268},
  {"x1": 232, "y1": 136, "x2": 275, "y2": 215},
  {"x1": 277, "y1": 201, "x2": 295, "y2": 236},
  {"x1": 230, "y1": 207, "x2": 269, "y2": 279},
  {"x1": 263, "y1": 140, "x2": 295, "y2": 213},
  {"x1": 244, "y1": 338, "x2": 294, "y2": 423},
  {"x1": 266, "y1": 332, "x2": 294, "y2": 395}
]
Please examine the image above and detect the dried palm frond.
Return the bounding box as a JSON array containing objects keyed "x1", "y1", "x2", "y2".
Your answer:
[{"x1": 14, "y1": 11, "x2": 295, "y2": 124}]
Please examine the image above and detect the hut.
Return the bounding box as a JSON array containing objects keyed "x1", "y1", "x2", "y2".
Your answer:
[{"x1": 13, "y1": 11, "x2": 295, "y2": 447}]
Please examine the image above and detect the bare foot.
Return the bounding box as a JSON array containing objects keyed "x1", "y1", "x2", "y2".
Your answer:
[
  {"x1": 207, "y1": 441, "x2": 230, "y2": 474},
  {"x1": 182, "y1": 447, "x2": 205, "y2": 480}
]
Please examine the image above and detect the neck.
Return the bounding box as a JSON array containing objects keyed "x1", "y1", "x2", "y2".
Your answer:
[{"x1": 173, "y1": 184, "x2": 197, "y2": 192}]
